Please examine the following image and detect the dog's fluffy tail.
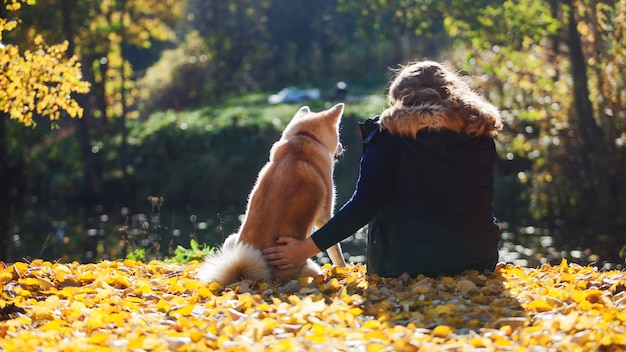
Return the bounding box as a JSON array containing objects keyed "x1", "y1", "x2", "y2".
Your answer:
[{"x1": 196, "y1": 240, "x2": 271, "y2": 285}]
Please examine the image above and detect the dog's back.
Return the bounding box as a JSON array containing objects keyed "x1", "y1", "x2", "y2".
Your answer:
[
  {"x1": 239, "y1": 146, "x2": 332, "y2": 250},
  {"x1": 197, "y1": 104, "x2": 345, "y2": 285}
]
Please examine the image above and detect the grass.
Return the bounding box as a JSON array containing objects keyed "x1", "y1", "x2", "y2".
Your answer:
[{"x1": 130, "y1": 92, "x2": 387, "y2": 142}]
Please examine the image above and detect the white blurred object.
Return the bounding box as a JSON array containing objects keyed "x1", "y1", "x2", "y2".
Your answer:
[{"x1": 268, "y1": 87, "x2": 320, "y2": 104}]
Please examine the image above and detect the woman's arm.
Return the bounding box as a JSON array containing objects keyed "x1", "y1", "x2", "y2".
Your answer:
[{"x1": 310, "y1": 130, "x2": 397, "y2": 251}]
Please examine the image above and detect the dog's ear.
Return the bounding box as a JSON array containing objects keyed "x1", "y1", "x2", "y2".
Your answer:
[
  {"x1": 295, "y1": 106, "x2": 311, "y2": 117},
  {"x1": 326, "y1": 103, "x2": 344, "y2": 126}
]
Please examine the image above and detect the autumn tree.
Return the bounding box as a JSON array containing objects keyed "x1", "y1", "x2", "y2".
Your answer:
[
  {"x1": 0, "y1": 0, "x2": 90, "y2": 262},
  {"x1": 60, "y1": 0, "x2": 185, "y2": 261},
  {"x1": 445, "y1": 0, "x2": 625, "y2": 239},
  {"x1": 0, "y1": 1, "x2": 89, "y2": 126},
  {"x1": 141, "y1": 0, "x2": 393, "y2": 113},
  {"x1": 337, "y1": 0, "x2": 448, "y2": 61},
  {"x1": 341, "y1": 0, "x2": 625, "y2": 256},
  {"x1": 2, "y1": 0, "x2": 185, "y2": 261}
]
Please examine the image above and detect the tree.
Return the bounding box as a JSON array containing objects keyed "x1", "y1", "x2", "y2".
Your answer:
[
  {"x1": 436, "y1": 0, "x2": 626, "y2": 261},
  {"x1": 1, "y1": 2, "x2": 89, "y2": 127},
  {"x1": 448, "y1": 0, "x2": 625, "y2": 235},
  {"x1": 8, "y1": 0, "x2": 186, "y2": 260},
  {"x1": 0, "y1": 0, "x2": 90, "y2": 262},
  {"x1": 338, "y1": 0, "x2": 626, "y2": 254},
  {"x1": 59, "y1": 0, "x2": 185, "y2": 261},
  {"x1": 337, "y1": 0, "x2": 448, "y2": 61}
]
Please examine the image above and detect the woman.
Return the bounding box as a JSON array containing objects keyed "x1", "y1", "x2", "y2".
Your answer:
[{"x1": 263, "y1": 60, "x2": 503, "y2": 277}]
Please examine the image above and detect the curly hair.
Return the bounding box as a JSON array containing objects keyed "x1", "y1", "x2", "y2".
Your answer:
[{"x1": 379, "y1": 60, "x2": 503, "y2": 137}]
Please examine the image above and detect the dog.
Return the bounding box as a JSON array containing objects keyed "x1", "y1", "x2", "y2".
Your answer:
[{"x1": 197, "y1": 103, "x2": 348, "y2": 285}]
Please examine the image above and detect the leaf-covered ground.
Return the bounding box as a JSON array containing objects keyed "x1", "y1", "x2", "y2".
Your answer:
[{"x1": 1, "y1": 259, "x2": 625, "y2": 351}]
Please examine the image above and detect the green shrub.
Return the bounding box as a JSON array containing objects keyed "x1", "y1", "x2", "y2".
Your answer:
[
  {"x1": 126, "y1": 248, "x2": 146, "y2": 262},
  {"x1": 165, "y1": 239, "x2": 214, "y2": 264}
]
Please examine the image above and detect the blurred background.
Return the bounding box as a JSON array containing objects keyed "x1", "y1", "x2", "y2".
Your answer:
[{"x1": 1, "y1": 0, "x2": 624, "y2": 268}]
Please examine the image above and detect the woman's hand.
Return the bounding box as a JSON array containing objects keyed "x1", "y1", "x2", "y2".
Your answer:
[{"x1": 262, "y1": 236, "x2": 320, "y2": 270}]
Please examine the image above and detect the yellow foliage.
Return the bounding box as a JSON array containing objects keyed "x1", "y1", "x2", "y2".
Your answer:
[
  {"x1": 1, "y1": 1, "x2": 90, "y2": 127},
  {"x1": 0, "y1": 260, "x2": 624, "y2": 351},
  {"x1": 432, "y1": 325, "x2": 453, "y2": 338}
]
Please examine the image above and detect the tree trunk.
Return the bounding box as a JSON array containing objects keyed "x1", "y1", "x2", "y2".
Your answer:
[
  {"x1": 118, "y1": 0, "x2": 131, "y2": 199},
  {"x1": 565, "y1": 0, "x2": 613, "y2": 231},
  {"x1": 0, "y1": 116, "x2": 26, "y2": 263},
  {"x1": 0, "y1": 0, "x2": 9, "y2": 262},
  {"x1": 61, "y1": 0, "x2": 76, "y2": 58},
  {"x1": 60, "y1": 0, "x2": 104, "y2": 261},
  {"x1": 0, "y1": 116, "x2": 9, "y2": 262}
]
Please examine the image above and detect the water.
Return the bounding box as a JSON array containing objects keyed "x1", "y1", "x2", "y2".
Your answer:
[
  {"x1": 317, "y1": 222, "x2": 624, "y2": 271},
  {"x1": 5, "y1": 203, "x2": 624, "y2": 271}
]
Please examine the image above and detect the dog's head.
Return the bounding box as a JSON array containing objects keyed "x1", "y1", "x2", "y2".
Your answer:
[{"x1": 282, "y1": 103, "x2": 344, "y2": 160}]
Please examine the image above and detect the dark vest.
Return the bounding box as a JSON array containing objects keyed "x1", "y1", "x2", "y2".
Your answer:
[{"x1": 360, "y1": 118, "x2": 500, "y2": 277}]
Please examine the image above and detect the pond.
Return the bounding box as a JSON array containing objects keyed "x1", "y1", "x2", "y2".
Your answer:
[
  {"x1": 6, "y1": 203, "x2": 623, "y2": 272},
  {"x1": 322, "y1": 222, "x2": 625, "y2": 271}
]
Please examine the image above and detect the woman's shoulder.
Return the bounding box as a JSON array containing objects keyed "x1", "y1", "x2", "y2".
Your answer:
[{"x1": 365, "y1": 124, "x2": 397, "y2": 146}]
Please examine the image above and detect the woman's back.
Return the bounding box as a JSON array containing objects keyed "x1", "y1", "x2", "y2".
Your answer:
[{"x1": 367, "y1": 130, "x2": 500, "y2": 277}]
